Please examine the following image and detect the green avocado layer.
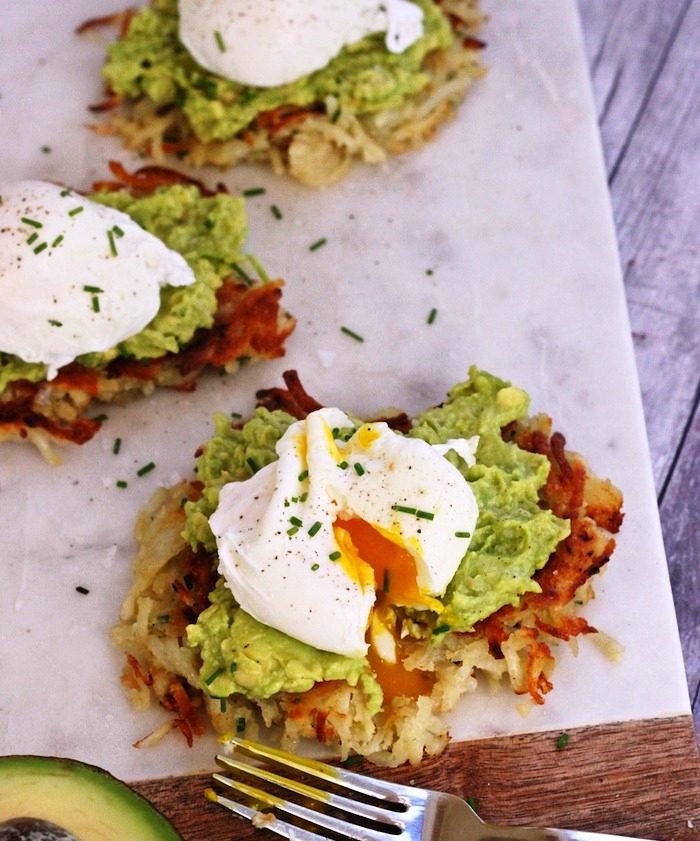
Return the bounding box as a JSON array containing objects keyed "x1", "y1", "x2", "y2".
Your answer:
[
  {"x1": 185, "y1": 368, "x2": 570, "y2": 702},
  {"x1": 103, "y1": 0, "x2": 453, "y2": 142},
  {"x1": 0, "y1": 184, "x2": 249, "y2": 392}
]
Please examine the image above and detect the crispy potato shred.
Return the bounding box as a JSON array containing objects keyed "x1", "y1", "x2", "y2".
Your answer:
[
  {"x1": 81, "y1": 0, "x2": 487, "y2": 185},
  {"x1": 0, "y1": 163, "x2": 295, "y2": 459},
  {"x1": 112, "y1": 373, "x2": 624, "y2": 765}
]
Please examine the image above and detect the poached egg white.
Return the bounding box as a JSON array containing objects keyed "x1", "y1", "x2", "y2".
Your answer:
[
  {"x1": 178, "y1": 0, "x2": 425, "y2": 88},
  {"x1": 0, "y1": 180, "x2": 195, "y2": 379}
]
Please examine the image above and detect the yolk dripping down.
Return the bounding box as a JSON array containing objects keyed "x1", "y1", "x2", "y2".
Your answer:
[{"x1": 333, "y1": 517, "x2": 437, "y2": 703}]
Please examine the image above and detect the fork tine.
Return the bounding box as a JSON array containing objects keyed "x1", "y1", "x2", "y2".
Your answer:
[
  {"x1": 210, "y1": 773, "x2": 398, "y2": 841},
  {"x1": 205, "y1": 788, "x2": 330, "y2": 841},
  {"x1": 224, "y1": 735, "x2": 421, "y2": 805},
  {"x1": 215, "y1": 753, "x2": 406, "y2": 827}
]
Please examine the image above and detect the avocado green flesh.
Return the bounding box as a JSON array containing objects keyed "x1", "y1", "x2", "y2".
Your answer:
[
  {"x1": 0, "y1": 184, "x2": 249, "y2": 392},
  {"x1": 103, "y1": 0, "x2": 453, "y2": 142},
  {"x1": 185, "y1": 368, "x2": 571, "y2": 703},
  {"x1": 0, "y1": 756, "x2": 182, "y2": 841}
]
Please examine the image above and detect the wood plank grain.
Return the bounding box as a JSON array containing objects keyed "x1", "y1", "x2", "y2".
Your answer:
[{"x1": 133, "y1": 717, "x2": 700, "y2": 841}]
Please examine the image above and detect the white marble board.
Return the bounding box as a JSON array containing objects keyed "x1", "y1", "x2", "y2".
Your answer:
[{"x1": 0, "y1": 0, "x2": 691, "y2": 782}]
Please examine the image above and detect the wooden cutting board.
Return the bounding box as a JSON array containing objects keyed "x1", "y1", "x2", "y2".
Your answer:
[{"x1": 133, "y1": 716, "x2": 700, "y2": 841}]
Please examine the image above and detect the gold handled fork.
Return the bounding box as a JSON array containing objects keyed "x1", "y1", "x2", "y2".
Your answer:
[{"x1": 206, "y1": 736, "x2": 657, "y2": 841}]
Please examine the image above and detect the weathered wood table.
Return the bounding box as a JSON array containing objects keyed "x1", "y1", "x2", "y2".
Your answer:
[{"x1": 578, "y1": 0, "x2": 699, "y2": 736}]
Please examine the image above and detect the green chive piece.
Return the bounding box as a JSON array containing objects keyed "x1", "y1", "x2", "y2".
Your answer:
[
  {"x1": 83, "y1": 285, "x2": 103, "y2": 293},
  {"x1": 231, "y1": 262, "x2": 252, "y2": 284},
  {"x1": 21, "y1": 217, "x2": 42, "y2": 228},
  {"x1": 246, "y1": 457, "x2": 258, "y2": 473},
  {"x1": 236, "y1": 716, "x2": 246, "y2": 733},
  {"x1": 354, "y1": 463, "x2": 365, "y2": 476},
  {"x1": 51, "y1": 234, "x2": 64, "y2": 248},
  {"x1": 455, "y1": 531, "x2": 471, "y2": 538},
  {"x1": 242, "y1": 187, "x2": 265, "y2": 197},
  {"x1": 26, "y1": 232, "x2": 38, "y2": 245},
  {"x1": 107, "y1": 229, "x2": 117, "y2": 256},
  {"x1": 382, "y1": 569, "x2": 390, "y2": 593},
  {"x1": 137, "y1": 461, "x2": 155, "y2": 477},
  {"x1": 68, "y1": 206, "x2": 84, "y2": 217},
  {"x1": 59, "y1": 188, "x2": 71, "y2": 197},
  {"x1": 229, "y1": 662, "x2": 237, "y2": 673},
  {"x1": 416, "y1": 509, "x2": 435, "y2": 521},
  {"x1": 116, "y1": 480, "x2": 128, "y2": 489},
  {"x1": 308, "y1": 521, "x2": 322, "y2": 537},
  {"x1": 342, "y1": 754, "x2": 363, "y2": 768},
  {"x1": 309, "y1": 237, "x2": 327, "y2": 251},
  {"x1": 90, "y1": 295, "x2": 100, "y2": 313},
  {"x1": 48, "y1": 319, "x2": 62, "y2": 327},
  {"x1": 270, "y1": 204, "x2": 283, "y2": 219},
  {"x1": 432, "y1": 624, "x2": 450, "y2": 635},
  {"x1": 289, "y1": 516, "x2": 303, "y2": 527},
  {"x1": 340, "y1": 326, "x2": 364, "y2": 342},
  {"x1": 299, "y1": 492, "x2": 308, "y2": 502},
  {"x1": 112, "y1": 437, "x2": 122, "y2": 455},
  {"x1": 556, "y1": 732, "x2": 570, "y2": 750},
  {"x1": 204, "y1": 667, "x2": 224, "y2": 686},
  {"x1": 231, "y1": 411, "x2": 242, "y2": 419},
  {"x1": 33, "y1": 242, "x2": 48, "y2": 254},
  {"x1": 392, "y1": 504, "x2": 417, "y2": 516},
  {"x1": 214, "y1": 29, "x2": 226, "y2": 52},
  {"x1": 311, "y1": 563, "x2": 320, "y2": 571},
  {"x1": 156, "y1": 614, "x2": 170, "y2": 624},
  {"x1": 287, "y1": 526, "x2": 299, "y2": 536},
  {"x1": 329, "y1": 551, "x2": 341, "y2": 561},
  {"x1": 298, "y1": 469, "x2": 309, "y2": 482},
  {"x1": 112, "y1": 224, "x2": 125, "y2": 238},
  {"x1": 245, "y1": 253, "x2": 269, "y2": 282},
  {"x1": 427, "y1": 307, "x2": 438, "y2": 325},
  {"x1": 219, "y1": 697, "x2": 228, "y2": 713},
  {"x1": 466, "y1": 797, "x2": 478, "y2": 813},
  {"x1": 338, "y1": 460, "x2": 349, "y2": 470}
]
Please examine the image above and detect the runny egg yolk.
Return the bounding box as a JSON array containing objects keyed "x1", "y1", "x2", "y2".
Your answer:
[{"x1": 334, "y1": 517, "x2": 437, "y2": 702}]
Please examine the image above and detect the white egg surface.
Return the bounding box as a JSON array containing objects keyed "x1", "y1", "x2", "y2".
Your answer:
[
  {"x1": 0, "y1": 180, "x2": 195, "y2": 379},
  {"x1": 178, "y1": 0, "x2": 425, "y2": 88},
  {"x1": 209, "y1": 408, "x2": 479, "y2": 658}
]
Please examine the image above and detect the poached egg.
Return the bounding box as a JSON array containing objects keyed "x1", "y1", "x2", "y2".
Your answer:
[
  {"x1": 0, "y1": 180, "x2": 195, "y2": 379},
  {"x1": 209, "y1": 408, "x2": 479, "y2": 662},
  {"x1": 178, "y1": 0, "x2": 425, "y2": 88}
]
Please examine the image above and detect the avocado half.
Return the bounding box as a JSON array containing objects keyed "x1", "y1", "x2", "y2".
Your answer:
[{"x1": 0, "y1": 756, "x2": 182, "y2": 840}]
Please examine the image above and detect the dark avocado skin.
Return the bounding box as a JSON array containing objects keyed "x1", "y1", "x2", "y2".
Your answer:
[{"x1": 0, "y1": 756, "x2": 182, "y2": 841}]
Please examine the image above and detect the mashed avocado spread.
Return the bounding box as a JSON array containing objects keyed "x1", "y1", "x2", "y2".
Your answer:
[
  {"x1": 103, "y1": 0, "x2": 453, "y2": 143},
  {"x1": 0, "y1": 185, "x2": 249, "y2": 391},
  {"x1": 185, "y1": 368, "x2": 570, "y2": 702}
]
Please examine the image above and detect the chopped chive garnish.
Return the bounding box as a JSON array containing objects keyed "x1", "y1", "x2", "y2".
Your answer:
[
  {"x1": 75, "y1": 585, "x2": 90, "y2": 595},
  {"x1": 112, "y1": 224, "x2": 125, "y2": 238},
  {"x1": 91, "y1": 295, "x2": 100, "y2": 313},
  {"x1": 427, "y1": 307, "x2": 438, "y2": 324},
  {"x1": 219, "y1": 697, "x2": 228, "y2": 713},
  {"x1": 309, "y1": 237, "x2": 327, "y2": 251},
  {"x1": 112, "y1": 437, "x2": 122, "y2": 455},
  {"x1": 242, "y1": 187, "x2": 265, "y2": 197},
  {"x1": 137, "y1": 461, "x2": 155, "y2": 477},
  {"x1": 116, "y1": 480, "x2": 128, "y2": 488},
  {"x1": 107, "y1": 229, "x2": 117, "y2": 256},
  {"x1": 287, "y1": 526, "x2": 299, "y2": 536},
  {"x1": 342, "y1": 754, "x2": 363, "y2": 768},
  {"x1": 416, "y1": 509, "x2": 435, "y2": 520},
  {"x1": 308, "y1": 521, "x2": 322, "y2": 537},
  {"x1": 393, "y1": 504, "x2": 417, "y2": 516},
  {"x1": 555, "y1": 732, "x2": 570, "y2": 750},
  {"x1": 455, "y1": 531, "x2": 471, "y2": 538},
  {"x1": 354, "y1": 463, "x2": 365, "y2": 476},
  {"x1": 329, "y1": 551, "x2": 341, "y2": 561},
  {"x1": 83, "y1": 285, "x2": 103, "y2": 293},
  {"x1": 21, "y1": 217, "x2": 42, "y2": 228},
  {"x1": 229, "y1": 662, "x2": 237, "y2": 673},
  {"x1": 231, "y1": 411, "x2": 242, "y2": 419},
  {"x1": 26, "y1": 232, "x2": 38, "y2": 245},
  {"x1": 68, "y1": 206, "x2": 84, "y2": 217},
  {"x1": 59, "y1": 188, "x2": 71, "y2": 197},
  {"x1": 214, "y1": 29, "x2": 226, "y2": 52},
  {"x1": 298, "y1": 469, "x2": 309, "y2": 481},
  {"x1": 270, "y1": 204, "x2": 283, "y2": 219},
  {"x1": 433, "y1": 624, "x2": 450, "y2": 635},
  {"x1": 246, "y1": 457, "x2": 259, "y2": 473},
  {"x1": 382, "y1": 569, "x2": 390, "y2": 593},
  {"x1": 33, "y1": 242, "x2": 48, "y2": 254},
  {"x1": 338, "y1": 460, "x2": 349, "y2": 470},
  {"x1": 48, "y1": 319, "x2": 62, "y2": 327},
  {"x1": 236, "y1": 716, "x2": 246, "y2": 733},
  {"x1": 51, "y1": 234, "x2": 64, "y2": 248},
  {"x1": 289, "y1": 516, "x2": 303, "y2": 527},
  {"x1": 311, "y1": 563, "x2": 320, "y2": 571},
  {"x1": 466, "y1": 797, "x2": 478, "y2": 813},
  {"x1": 299, "y1": 492, "x2": 308, "y2": 502},
  {"x1": 231, "y1": 262, "x2": 252, "y2": 284},
  {"x1": 204, "y1": 667, "x2": 224, "y2": 686},
  {"x1": 340, "y1": 326, "x2": 364, "y2": 342},
  {"x1": 156, "y1": 614, "x2": 170, "y2": 624}
]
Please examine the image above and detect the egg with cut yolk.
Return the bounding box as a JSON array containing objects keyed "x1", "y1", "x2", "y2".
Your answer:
[{"x1": 209, "y1": 407, "x2": 479, "y2": 689}]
